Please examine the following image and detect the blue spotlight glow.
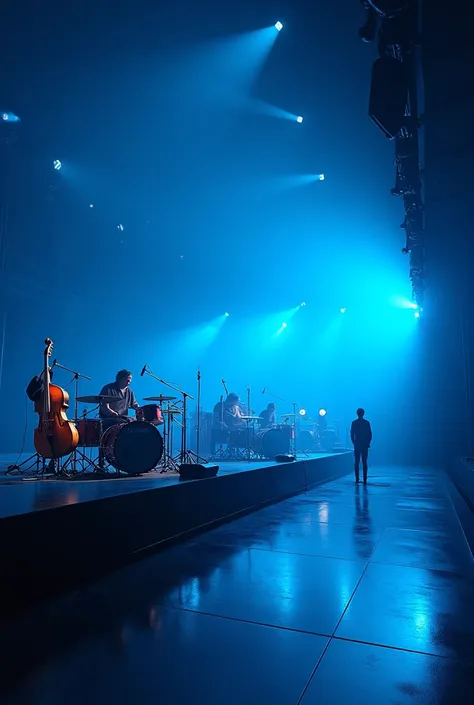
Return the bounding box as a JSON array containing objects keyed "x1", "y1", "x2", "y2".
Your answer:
[
  {"x1": 414, "y1": 312, "x2": 420, "y2": 318},
  {"x1": 275, "y1": 21, "x2": 283, "y2": 31},
  {"x1": 300, "y1": 302, "x2": 306, "y2": 307},
  {"x1": 296, "y1": 116, "x2": 303, "y2": 123},
  {"x1": 224, "y1": 312, "x2": 230, "y2": 317},
  {"x1": 53, "y1": 159, "x2": 62, "y2": 171},
  {"x1": 340, "y1": 308, "x2": 347, "y2": 314},
  {"x1": 2, "y1": 112, "x2": 20, "y2": 122},
  {"x1": 281, "y1": 322, "x2": 287, "y2": 328}
]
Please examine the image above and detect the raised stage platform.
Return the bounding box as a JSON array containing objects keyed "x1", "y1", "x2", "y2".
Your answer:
[{"x1": 0, "y1": 451, "x2": 352, "y2": 615}]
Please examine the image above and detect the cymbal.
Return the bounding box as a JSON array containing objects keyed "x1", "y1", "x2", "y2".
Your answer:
[
  {"x1": 241, "y1": 416, "x2": 263, "y2": 421},
  {"x1": 77, "y1": 395, "x2": 118, "y2": 404},
  {"x1": 143, "y1": 396, "x2": 177, "y2": 402},
  {"x1": 162, "y1": 409, "x2": 182, "y2": 415},
  {"x1": 281, "y1": 413, "x2": 297, "y2": 417}
]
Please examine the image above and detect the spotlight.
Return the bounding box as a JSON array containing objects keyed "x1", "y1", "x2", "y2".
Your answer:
[
  {"x1": 300, "y1": 302, "x2": 306, "y2": 307},
  {"x1": 53, "y1": 159, "x2": 62, "y2": 171},
  {"x1": 275, "y1": 21, "x2": 283, "y2": 31},
  {"x1": 340, "y1": 308, "x2": 346, "y2": 314},
  {"x1": 281, "y1": 322, "x2": 287, "y2": 328},
  {"x1": 318, "y1": 408, "x2": 327, "y2": 417},
  {"x1": 117, "y1": 224, "x2": 124, "y2": 231},
  {"x1": 224, "y1": 312, "x2": 230, "y2": 317},
  {"x1": 2, "y1": 114, "x2": 8, "y2": 121},
  {"x1": 414, "y1": 311, "x2": 420, "y2": 318},
  {"x1": 318, "y1": 174, "x2": 325, "y2": 181},
  {"x1": 89, "y1": 204, "x2": 94, "y2": 208},
  {"x1": 299, "y1": 408, "x2": 306, "y2": 416},
  {"x1": 296, "y1": 116, "x2": 303, "y2": 123}
]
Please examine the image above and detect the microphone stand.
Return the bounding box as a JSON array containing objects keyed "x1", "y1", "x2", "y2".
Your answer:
[
  {"x1": 246, "y1": 384, "x2": 252, "y2": 461},
  {"x1": 196, "y1": 367, "x2": 201, "y2": 460},
  {"x1": 143, "y1": 368, "x2": 206, "y2": 466},
  {"x1": 52, "y1": 360, "x2": 101, "y2": 476}
]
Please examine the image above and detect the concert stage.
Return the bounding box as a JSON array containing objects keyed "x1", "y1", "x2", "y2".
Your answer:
[{"x1": 0, "y1": 451, "x2": 352, "y2": 615}]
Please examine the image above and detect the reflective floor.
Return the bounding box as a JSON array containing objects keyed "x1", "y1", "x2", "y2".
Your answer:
[{"x1": 1, "y1": 466, "x2": 474, "y2": 704}]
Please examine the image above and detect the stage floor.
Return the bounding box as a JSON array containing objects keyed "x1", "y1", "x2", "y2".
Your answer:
[
  {"x1": 1, "y1": 465, "x2": 473, "y2": 704},
  {"x1": 0, "y1": 451, "x2": 340, "y2": 519}
]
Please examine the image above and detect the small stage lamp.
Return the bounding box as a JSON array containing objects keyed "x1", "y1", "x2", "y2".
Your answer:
[
  {"x1": 318, "y1": 174, "x2": 325, "y2": 181},
  {"x1": 281, "y1": 322, "x2": 287, "y2": 328},
  {"x1": 299, "y1": 408, "x2": 307, "y2": 416},
  {"x1": 275, "y1": 21, "x2": 283, "y2": 31},
  {"x1": 318, "y1": 408, "x2": 327, "y2": 417},
  {"x1": 296, "y1": 116, "x2": 303, "y2": 123},
  {"x1": 53, "y1": 159, "x2": 62, "y2": 171},
  {"x1": 340, "y1": 308, "x2": 347, "y2": 314},
  {"x1": 224, "y1": 312, "x2": 230, "y2": 317}
]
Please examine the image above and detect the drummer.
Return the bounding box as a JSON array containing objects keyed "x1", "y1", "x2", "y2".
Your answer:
[
  {"x1": 259, "y1": 402, "x2": 277, "y2": 429},
  {"x1": 99, "y1": 369, "x2": 140, "y2": 429}
]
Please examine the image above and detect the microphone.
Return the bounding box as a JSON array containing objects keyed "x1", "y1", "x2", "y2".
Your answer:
[
  {"x1": 262, "y1": 387, "x2": 266, "y2": 394},
  {"x1": 140, "y1": 365, "x2": 147, "y2": 377}
]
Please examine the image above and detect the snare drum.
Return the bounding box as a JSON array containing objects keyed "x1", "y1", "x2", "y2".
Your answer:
[
  {"x1": 137, "y1": 404, "x2": 164, "y2": 426},
  {"x1": 101, "y1": 421, "x2": 163, "y2": 475},
  {"x1": 76, "y1": 418, "x2": 102, "y2": 447}
]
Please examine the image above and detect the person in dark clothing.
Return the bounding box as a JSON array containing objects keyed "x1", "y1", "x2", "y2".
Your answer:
[
  {"x1": 99, "y1": 369, "x2": 140, "y2": 429},
  {"x1": 212, "y1": 393, "x2": 246, "y2": 429},
  {"x1": 259, "y1": 402, "x2": 277, "y2": 429},
  {"x1": 350, "y1": 408, "x2": 372, "y2": 484}
]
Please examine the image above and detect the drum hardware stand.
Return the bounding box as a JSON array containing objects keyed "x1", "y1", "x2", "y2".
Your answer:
[
  {"x1": 245, "y1": 384, "x2": 252, "y2": 461},
  {"x1": 196, "y1": 367, "x2": 202, "y2": 460},
  {"x1": 142, "y1": 367, "x2": 206, "y2": 466},
  {"x1": 53, "y1": 359, "x2": 93, "y2": 475},
  {"x1": 159, "y1": 402, "x2": 180, "y2": 473},
  {"x1": 6, "y1": 453, "x2": 55, "y2": 477}
]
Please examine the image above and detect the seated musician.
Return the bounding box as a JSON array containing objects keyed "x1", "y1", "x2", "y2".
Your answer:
[
  {"x1": 259, "y1": 402, "x2": 277, "y2": 429},
  {"x1": 99, "y1": 369, "x2": 140, "y2": 429},
  {"x1": 213, "y1": 393, "x2": 246, "y2": 429}
]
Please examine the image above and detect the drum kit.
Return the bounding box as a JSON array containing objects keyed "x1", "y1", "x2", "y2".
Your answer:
[{"x1": 69, "y1": 393, "x2": 183, "y2": 476}]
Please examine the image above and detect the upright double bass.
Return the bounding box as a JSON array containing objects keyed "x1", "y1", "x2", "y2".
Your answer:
[{"x1": 34, "y1": 338, "x2": 79, "y2": 458}]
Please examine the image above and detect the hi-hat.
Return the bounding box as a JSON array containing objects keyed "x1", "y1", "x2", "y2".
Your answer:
[
  {"x1": 143, "y1": 396, "x2": 177, "y2": 402},
  {"x1": 77, "y1": 395, "x2": 118, "y2": 404}
]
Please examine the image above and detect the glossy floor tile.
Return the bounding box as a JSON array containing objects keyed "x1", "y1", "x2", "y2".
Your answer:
[
  {"x1": 336, "y1": 562, "x2": 474, "y2": 662},
  {"x1": 371, "y1": 526, "x2": 474, "y2": 574},
  {"x1": 2, "y1": 464, "x2": 473, "y2": 704},
  {"x1": 2, "y1": 607, "x2": 328, "y2": 705},
  {"x1": 301, "y1": 638, "x2": 474, "y2": 705}
]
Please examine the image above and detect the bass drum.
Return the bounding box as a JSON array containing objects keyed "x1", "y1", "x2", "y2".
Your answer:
[
  {"x1": 101, "y1": 421, "x2": 163, "y2": 475},
  {"x1": 253, "y1": 427, "x2": 290, "y2": 459},
  {"x1": 299, "y1": 429, "x2": 318, "y2": 451}
]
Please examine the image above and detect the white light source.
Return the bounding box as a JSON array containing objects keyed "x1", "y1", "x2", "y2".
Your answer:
[
  {"x1": 281, "y1": 322, "x2": 287, "y2": 328},
  {"x1": 53, "y1": 159, "x2": 62, "y2": 171},
  {"x1": 224, "y1": 312, "x2": 230, "y2": 317},
  {"x1": 296, "y1": 116, "x2": 303, "y2": 123},
  {"x1": 340, "y1": 308, "x2": 347, "y2": 314},
  {"x1": 275, "y1": 21, "x2": 283, "y2": 31},
  {"x1": 318, "y1": 174, "x2": 325, "y2": 181}
]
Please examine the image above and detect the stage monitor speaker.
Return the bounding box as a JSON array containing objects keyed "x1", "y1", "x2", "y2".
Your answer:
[
  {"x1": 275, "y1": 454, "x2": 296, "y2": 463},
  {"x1": 369, "y1": 56, "x2": 408, "y2": 139},
  {"x1": 179, "y1": 463, "x2": 219, "y2": 480}
]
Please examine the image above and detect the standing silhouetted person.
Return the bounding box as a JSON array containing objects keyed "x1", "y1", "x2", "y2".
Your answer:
[{"x1": 350, "y1": 408, "x2": 372, "y2": 484}]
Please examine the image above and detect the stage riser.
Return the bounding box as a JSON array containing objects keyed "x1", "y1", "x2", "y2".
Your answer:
[{"x1": 0, "y1": 453, "x2": 351, "y2": 616}]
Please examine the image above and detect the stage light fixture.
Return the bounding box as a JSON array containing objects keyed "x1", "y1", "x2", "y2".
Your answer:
[
  {"x1": 117, "y1": 224, "x2": 124, "y2": 231},
  {"x1": 2, "y1": 113, "x2": 8, "y2": 121},
  {"x1": 414, "y1": 311, "x2": 420, "y2": 318},
  {"x1": 89, "y1": 204, "x2": 94, "y2": 208},
  {"x1": 281, "y1": 322, "x2": 287, "y2": 328},
  {"x1": 299, "y1": 408, "x2": 307, "y2": 416},
  {"x1": 318, "y1": 174, "x2": 325, "y2": 181},
  {"x1": 53, "y1": 159, "x2": 62, "y2": 171},
  {"x1": 296, "y1": 116, "x2": 303, "y2": 123},
  {"x1": 275, "y1": 21, "x2": 283, "y2": 31},
  {"x1": 340, "y1": 308, "x2": 347, "y2": 314},
  {"x1": 300, "y1": 302, "x2": 306, "y2": 307},
  {"x1": 224, "y1": 312, "x2": 230, "y2": 317},
  {"x1": 318, "y1": 408, "x2": 327, "y2": 417}
]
